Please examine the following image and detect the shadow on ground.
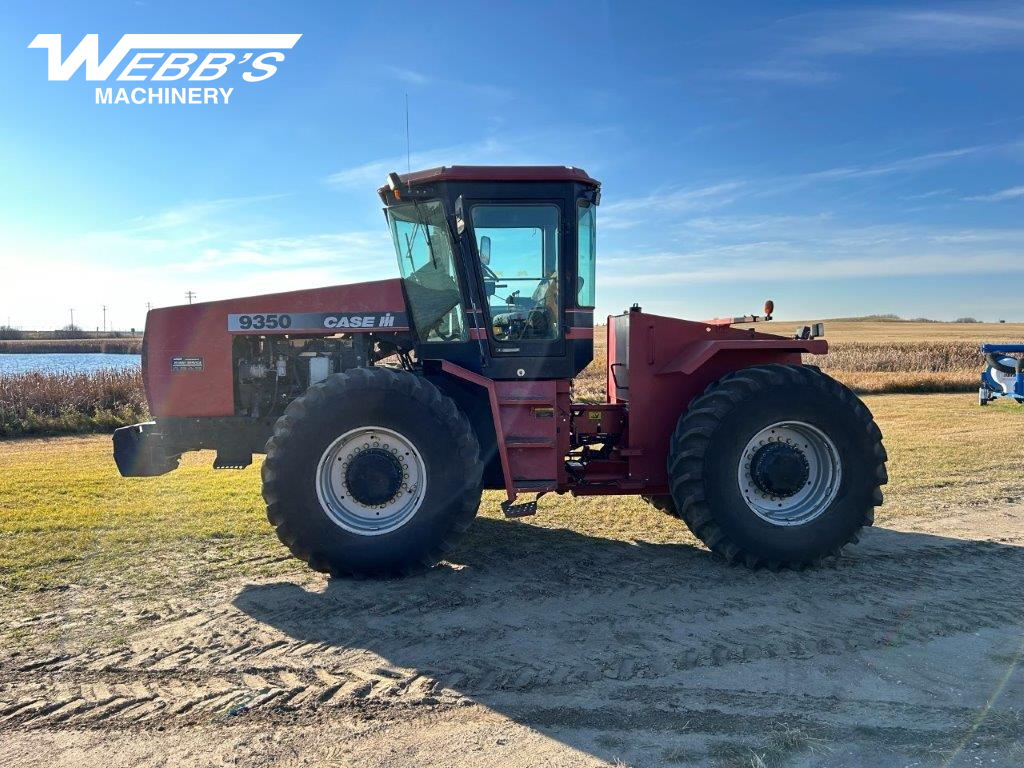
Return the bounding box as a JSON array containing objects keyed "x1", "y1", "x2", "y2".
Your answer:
[{"x1": 233, "y1": 514, "x2": 1024, "y2": 766}]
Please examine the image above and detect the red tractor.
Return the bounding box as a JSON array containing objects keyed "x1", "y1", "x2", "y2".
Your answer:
[{"x1": 114, "y1": 166, "x2": 886, "y2": 576}]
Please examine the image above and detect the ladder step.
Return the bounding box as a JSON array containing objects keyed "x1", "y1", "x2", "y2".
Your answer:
[
  {"x1": 513, "y1": 479, "x2": 557, "y2": 491},
  {"x1": 505, "y1": 436, "x2": 555, "y2": 448}
]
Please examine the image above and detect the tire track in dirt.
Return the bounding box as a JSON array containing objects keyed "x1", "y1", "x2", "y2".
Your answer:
[{"x1": 3, "y1": 517, "x2": 1022, "y2": 734}]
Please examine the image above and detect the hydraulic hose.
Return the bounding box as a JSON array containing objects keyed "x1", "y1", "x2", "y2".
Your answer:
[{"x1": 986, "y1": 352, "x2": 1024, "y2": 377}]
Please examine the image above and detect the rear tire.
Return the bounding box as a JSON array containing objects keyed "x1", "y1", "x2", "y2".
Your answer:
[
  {"x1": 262, "y1": 368, "x2": 483, "y2": 577},
  {"x1": 667, "y1": 364, "x2": 886, "y2": 569}
]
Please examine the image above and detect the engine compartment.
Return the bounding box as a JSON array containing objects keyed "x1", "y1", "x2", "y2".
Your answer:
[{"x1": 232, "y1": 335, "x2": 411, "y2": 417}]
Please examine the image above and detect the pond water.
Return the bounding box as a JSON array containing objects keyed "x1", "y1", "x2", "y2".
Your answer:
[{"x1": 0, "y1": 353, "x2": 142, "y2": 375}]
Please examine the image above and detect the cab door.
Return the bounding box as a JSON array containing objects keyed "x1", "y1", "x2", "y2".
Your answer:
[{"x1": 465, "y1": 200, "x2": 567, "y2": 366}]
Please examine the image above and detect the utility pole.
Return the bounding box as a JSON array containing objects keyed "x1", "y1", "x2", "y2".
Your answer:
[
  {"x1": 185, "y1": 291, "x2": 196, "y2": 305},
  {"x1": 145, "y1": 302, "x2": 152, "y2": 313},
  {"x1": 102, "y1": 305, "x2": 107, "y2": 333},
  {"x1": 69, "y1": 308, "x2": 75, "y2": 329}
]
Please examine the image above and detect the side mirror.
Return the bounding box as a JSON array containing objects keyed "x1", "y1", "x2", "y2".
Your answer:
[{"x1": 479, "y1": 236, "x2": 491, "y2": 265}]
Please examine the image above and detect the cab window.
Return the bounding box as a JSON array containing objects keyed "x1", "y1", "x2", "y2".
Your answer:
[
  {"x1": 471, "y1": 204, "x2": 560, "y2": 342},
  {"x1": 387, "y1": 201, "x2": 466, "y2": 342}
]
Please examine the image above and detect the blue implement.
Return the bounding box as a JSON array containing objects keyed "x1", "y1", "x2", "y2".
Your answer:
[{"x1": 979, "y1": 344, "x2": 1024, "y2": 405}]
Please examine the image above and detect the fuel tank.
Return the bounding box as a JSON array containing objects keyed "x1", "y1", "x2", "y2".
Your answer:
[{"x1": 143, "y1": 279, "x2": 410, "y2": 418}]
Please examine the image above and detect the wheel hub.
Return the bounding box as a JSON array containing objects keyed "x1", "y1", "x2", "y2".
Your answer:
[
  {"x1": 737, "y1": 421, "x2": 841, "y2": 527},
  {"x1": 749, "y1": 442, "x2": 810, "y2": 498},
  {"x1": 315, "y1": 427, "x2": 426, "y2": 536},
  {"x1": 344, "y1": 448, "x2": 404, "y2": 507}
]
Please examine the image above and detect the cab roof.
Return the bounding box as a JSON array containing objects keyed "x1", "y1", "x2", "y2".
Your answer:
[{"x1": 385, "y1": 165, "x2": 600, "y2": 190}]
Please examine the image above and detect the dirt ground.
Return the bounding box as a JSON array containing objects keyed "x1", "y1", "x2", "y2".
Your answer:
[{"x1": 2, "y1": 501, "x2": 1024, "y2": 767}]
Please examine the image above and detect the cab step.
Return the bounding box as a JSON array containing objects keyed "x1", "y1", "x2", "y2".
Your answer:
[{"x1": 213, "y1": 451, "x2": 252, "y2": 470}]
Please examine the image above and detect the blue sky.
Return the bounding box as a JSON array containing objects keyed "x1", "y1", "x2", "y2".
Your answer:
[{"x1": 2, "y1": 0, "x2": 1023, "y2": 331}]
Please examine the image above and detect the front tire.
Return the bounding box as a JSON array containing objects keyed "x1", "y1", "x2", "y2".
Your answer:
[
  {"x1": 667, "y1": 364, "x2": 886, "y2": 569},
  {"x1": 262, "y1": 368, "x2": 483, "y2": 577}
]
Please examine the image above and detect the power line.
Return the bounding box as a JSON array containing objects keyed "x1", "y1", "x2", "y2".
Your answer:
[{"x1": 185, "y1": 291, "x2": 197, "y2": 305}]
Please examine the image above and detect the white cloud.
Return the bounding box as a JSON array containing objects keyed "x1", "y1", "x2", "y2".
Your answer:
[
  {"x1": 599, "y1": 143, "x2": 990, "y2": 233},
  {"x1": 115, "y1": 193, "x2": 290, "y2": 235},
  {"x1": 964, "y1": 185, "x2": 1024, "y2": 202},
  {"x1": 733, "y1": 3, "x2": 1024, "y2": 87},
  {"x1": 801, "y1": 4, "x2": 1024, "y2": 57},
  {"x1": 600, "y1": 182, "x2": 746, "y2": 230},
  {"x1": 599, "y1": 218, "x2": 1024, "y2": 289},
  {"x1": 325, "y1": 136, "x2": 553, "y2": 188},
  {"x1": 326, "y1": 138, "x2": 505, "y2": 188},
  {"x1": 797, "y1": 146, "x2": 984, "y2": 182},
  {"x1": 602, "y1": 251, "x2": 1023, "y2": 286},
  {"x1": 386, "y1": 66, "x2": 430, "y2": 85},
  {"x1": 0, "y1": 193, "x2": 397, "y2": 330},
  {"x1": 731, "y1": 66, "x2": 837, "y2": 85},
  {"x1": 384, "y1": 66, "x2": 514, "y2": 100}
]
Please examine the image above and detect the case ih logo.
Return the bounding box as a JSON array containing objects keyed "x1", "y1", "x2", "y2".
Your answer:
[
  {"x1": 227, "y1": 312, "x2": 407, "y2": 333},
  {"x1": 28, "y1": 34, "x2": 301, "y2": 105}
]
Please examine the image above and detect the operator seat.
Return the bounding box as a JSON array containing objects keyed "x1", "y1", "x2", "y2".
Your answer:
[{"x1": 491, "y1": 272, "x2": 558, "y2": 340}]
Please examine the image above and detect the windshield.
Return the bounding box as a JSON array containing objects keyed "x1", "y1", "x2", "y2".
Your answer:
[
  {"x1": 471, "y1": 204, "x2": 561, "y2": 342},
  {"x1": 387, "y1": 201, "x2": 466, "y2": 343}
]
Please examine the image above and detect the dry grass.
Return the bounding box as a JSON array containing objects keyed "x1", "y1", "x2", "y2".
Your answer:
[
  {"x1": 0, "y1": 368, "x2": 147, "y2": 437},
  {"x1": 0, "y1": 338, "x2": 142, "y2": 354}
]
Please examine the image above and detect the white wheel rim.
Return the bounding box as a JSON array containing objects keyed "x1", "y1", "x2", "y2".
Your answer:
[
  {"x1": 737, "y1": 421, "x2": 841, "y2": 527},
  {"x1": 316, "y1": 426, "x2": 427, "y2": 536}
]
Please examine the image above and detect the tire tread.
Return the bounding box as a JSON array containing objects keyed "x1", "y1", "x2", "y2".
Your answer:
[
  {"x1": 666, "y1": 364, "x2": 886, "y2": 569},
  {"x1": 261, "y1": 367, "x2": 483, "y2": 578}
]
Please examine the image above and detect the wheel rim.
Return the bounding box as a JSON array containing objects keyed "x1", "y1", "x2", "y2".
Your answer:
[
  {"x1": 737, "y1": 421, "x2": 841, "y2": 527},
  {"x1": 316, "y1": 427, "x2": 427, "y2": 536}
]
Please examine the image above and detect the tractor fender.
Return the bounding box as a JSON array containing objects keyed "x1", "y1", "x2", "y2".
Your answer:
[
  {"x1": 657, "y1": 338, "x2": 827, "y2": 377},
  {"x1": 436, "y1": 361, "x2": 516, "y2": 499}
]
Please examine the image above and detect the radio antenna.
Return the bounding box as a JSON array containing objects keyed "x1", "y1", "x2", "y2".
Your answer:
[{"x1": 405, "y1": 93, "x2": 411, "y2": 173}]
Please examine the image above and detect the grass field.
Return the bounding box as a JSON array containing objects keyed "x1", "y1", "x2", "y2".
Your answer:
[{"x1": 1, "y1": 393, "x2": 1020, "y2": 595}]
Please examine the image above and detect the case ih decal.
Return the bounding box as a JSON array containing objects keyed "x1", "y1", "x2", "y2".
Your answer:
[{"x1": 227, "y1": 311, "x2": 408, "y2": 333}]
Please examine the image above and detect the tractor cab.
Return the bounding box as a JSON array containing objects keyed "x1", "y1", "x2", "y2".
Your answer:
[{"x1": 378, "y1": 166, "x2": 600, "y2": 380}]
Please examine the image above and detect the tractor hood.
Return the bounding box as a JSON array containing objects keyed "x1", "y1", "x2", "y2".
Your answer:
[{"x1": 143, "y1": 279, "x2": 410, "y2": 418}]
